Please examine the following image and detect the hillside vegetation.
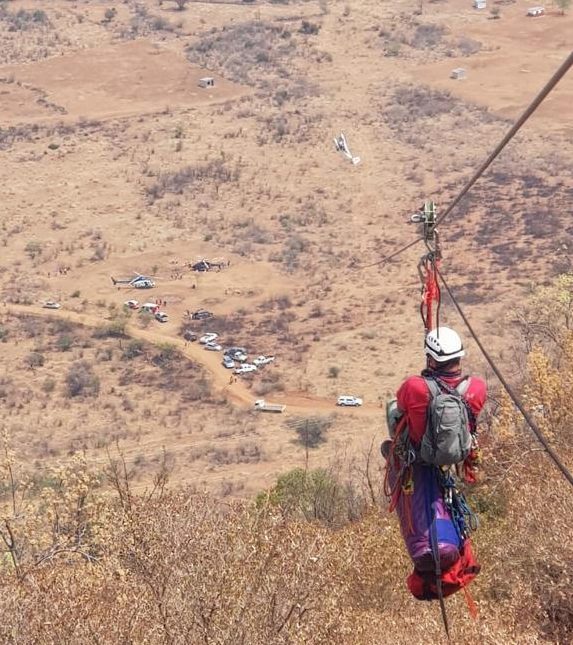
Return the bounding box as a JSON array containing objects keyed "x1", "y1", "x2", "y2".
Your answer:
[{"x1": 1, "y1": 278, "x2": 572, "y2": 643}]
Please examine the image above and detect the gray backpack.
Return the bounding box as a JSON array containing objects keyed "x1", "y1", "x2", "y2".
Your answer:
[{"x1": 420, "y1": 377, "x2": 473, "y2": 466}]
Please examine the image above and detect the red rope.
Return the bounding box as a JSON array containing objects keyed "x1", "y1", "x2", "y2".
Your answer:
[{"x1": 421, "y1": 257, "x2": 441, "y2": 332}]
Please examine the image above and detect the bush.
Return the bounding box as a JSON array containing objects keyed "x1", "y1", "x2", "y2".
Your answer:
[
  {"x1": 384, "y1": 84, "x2": 457, "y2": 130},
  {"x1": 187, "y1": 21, "x2": 297, "y2": 87},
  {"x1": 146, "y1": 159, "x2": 239, "y2": 201},
  {"x1": 56, "y1": 334, "x2": 73, "y2": 352},
  {"x1": 92, "y1": 319, "x2": 127, "y2": 339},
  {"x1": 65, "y1": 361, "x2": 100, "y2": 398},
  {"x1": 259, "y1": 467, "x2": 366, "y2": 526},
  {"x1": 409, "y1": 24, "x2": 446, "y2": 49},
  {"x1": 123, "y1": 340, "x2": 144, "y2": 360},
  {"x1": 25, "y1": 352, "x2": 45, "y2": 369},
  {"x1": 288, "y1": 416, "x2": 334, "y2": 448},
  {"x1": 328, "y1": 366, "x2": 340, "y2": 379},
  {"x1": 153, "y1": 343, "x2": 179, "y2": 367},
  {"x1": 457, "y1": 36, "x2": 482, "y2": 56},
  {"x1": 42, "y1": 377, "x2": 56, "y2": 393},
  {"x1": 299, "y1": 21, "x2": 320, "y2": 35},
  {"x1": 1, "y1": 8, "x2": 50, "y2": 31},
  {"x1": 24, "y1": 241, "x2": 42, "y2": 259}
]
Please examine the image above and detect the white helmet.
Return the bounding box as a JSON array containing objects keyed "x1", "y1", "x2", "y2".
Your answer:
[{"x1": 425, "y1": 327, "x2": 465, "y2": 363}]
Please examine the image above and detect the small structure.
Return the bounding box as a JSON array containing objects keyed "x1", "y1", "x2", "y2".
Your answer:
[
  {"x1": 450, "y1": 68, "x2": 467, "y2": 80},
  {"x1": 198, "y1": 77, "x2": 215, "y2": 88},
  {"x1": 527, "y1": 6, "x2": 544, "y2": 16},
  {"x1": 473, "y1": 0, "x2": 487, "y2": 9}
]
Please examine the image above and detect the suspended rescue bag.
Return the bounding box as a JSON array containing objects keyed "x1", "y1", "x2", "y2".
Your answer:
[
  {"x1": 419, "y1": 377, "x2": 473, "y2": 466},
  {"x1": 384, "y1": 382, "x2": 481, "y2": 607},
  {"x1": 387, "y1": 460, "x2": 462, "y2": 572}
]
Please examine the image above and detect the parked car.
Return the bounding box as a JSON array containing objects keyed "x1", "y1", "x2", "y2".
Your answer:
[
  {"x1": 183, "y1": 330, "x2": 198, "y2": 342},
  {"x1": 225, "y1": 347, "x2": 248, "y2": 362},
  {"x1": 337, "y1": 395, "x2": 363, "y2": 407},
  {"x1": 124, "y1": 299, "x2": 139, "y2": 310},
  {"x1": 204, "y1": 342, "x2": 222, "y2": 351},
  {"x1": 199, "y1": 333, "x2": 218, "y2": 344},
  {"x1": 234, "y1": 363, "x2": 257, "y2": 375},
  {"x1": 253, "y1": 355, "x2": 275, "y2": 366},
  {"x1": 155, "y1": 311, "x2": 168, "y2": 323},
  {"x1": 140, "y1": 302, "x2": 159, "y2": 314},
  {"x1": 43, "y1": 301, "x2": 61, "y2": 310},
  {"x1": 191, "y1": 309, "x2": 214, "y2": 320},
  {"x1": 222, "y1": 355, "x2": 235, "y2": 369}
]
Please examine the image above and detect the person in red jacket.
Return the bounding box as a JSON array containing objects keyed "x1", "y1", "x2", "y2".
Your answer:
[{"x1": 383, "y1": 327, "x2": 487, "y2": 456}]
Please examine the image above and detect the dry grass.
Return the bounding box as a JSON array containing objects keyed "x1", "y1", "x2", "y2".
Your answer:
[{"x1": 0, "y1": 397, "x2": 570, "y2": 643}]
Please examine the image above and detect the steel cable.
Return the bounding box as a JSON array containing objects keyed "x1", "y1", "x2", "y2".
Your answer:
[
  {"x1": 437, "y1": 265, "x2": 573, "y2": 488},
  {"x1": 355, "y1": 49, "x2": 573, "y2": 271}
]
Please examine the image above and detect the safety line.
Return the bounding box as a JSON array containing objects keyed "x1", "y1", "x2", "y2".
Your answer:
[
  {"x1": 355, "y1": 49, "x2": 573, "y2": 271},
  {"x1": 435, "y1": 49, "x2": 573, "y2": 229},
  {"x1": 437, "y1": 266, "x2": 573, "y2": 488}
]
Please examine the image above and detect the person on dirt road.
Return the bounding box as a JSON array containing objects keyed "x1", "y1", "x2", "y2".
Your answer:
[{"x1": 382, "y1": 327, "x2": 487, "y2": 458}]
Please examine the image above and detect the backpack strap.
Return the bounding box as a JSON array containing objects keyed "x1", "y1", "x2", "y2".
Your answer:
[
  {"x1": 455, "y1": 377, "x2": 471, "y2": 397},
  {"x1": 423, "y1": 377, "x2": 442, "y2": 399}
]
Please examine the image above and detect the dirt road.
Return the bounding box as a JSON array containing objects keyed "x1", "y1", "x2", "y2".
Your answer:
[{"x1": 4, "y1": 304, "x2": 384, "y2": 418}]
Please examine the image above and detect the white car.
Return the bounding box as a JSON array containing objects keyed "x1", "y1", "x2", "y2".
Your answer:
[
  {"x1": 337, "y1": 395, "x2": 363, "y2": 407},
  {"x1": 204, "y1": 342, "x2": 222, "y2": 351},
  {"x1": 155, "y1": 311, "x2": 168, "y2": 323},
  {"x1": 222, "y1": 355, "x2": 235, "y2": 369},
  {"x1": 253, "y1": 355, "x2": 275, "y2": 366},
  {"x1": 124, "y1": 299, "x2": 139, "y2": 310},
  {"x1": 234, "y1": 363, "x2": 257, "y2": 375},
  {"x1": 200, "y1": 333, "x2": 219, "y2": 344},
  {"x1": 43, "y1": 301, "x2": 61, "y2": 310}
]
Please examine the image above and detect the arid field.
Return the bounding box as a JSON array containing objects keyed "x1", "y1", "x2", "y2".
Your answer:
[{"x1": 0, "y1": 0, "x2": 572, "y2": 642}]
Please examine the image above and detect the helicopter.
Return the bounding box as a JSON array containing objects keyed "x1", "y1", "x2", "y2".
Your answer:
[
  {"x1": 334, "y1": 132, "x2": 361, "y2": 165},
  {"x1": 111, "y1": 272, "x2": 156, "y2": 289}
]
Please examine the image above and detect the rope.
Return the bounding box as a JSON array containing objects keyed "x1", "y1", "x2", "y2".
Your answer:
[
  {"x1": 435, "y1": 49, "x2": 573, "y2": 229},
  {"x1": 356, "y1": 237, "x2": 421, "y2": 271},
  {"x1": 436, "y1": 265, "x2": 573, "y2": 489},
  {"x1": 354, "y1": 49, "x2": 573, "y2": 271}
]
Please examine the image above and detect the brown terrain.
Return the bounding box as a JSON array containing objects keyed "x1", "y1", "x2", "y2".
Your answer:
[
  {"x1": 0, "y1": 1, "x2": 571, "y2": 493},
  {"x1": 0, "y1": 0, "x2": 572, "y2": 642}
]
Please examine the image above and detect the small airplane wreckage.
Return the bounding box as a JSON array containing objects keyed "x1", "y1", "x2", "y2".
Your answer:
[
  {"x1": 111, "y1": 272, "x2": 156, "y2": 289},
  {"x1": 334, "y1": 132, "x2": 361, "y2": 166}
]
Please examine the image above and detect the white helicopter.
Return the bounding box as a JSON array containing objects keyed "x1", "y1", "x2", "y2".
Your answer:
[
  {"x1": 334, "y1": 132, "x2": 361, "y2": 165},
  {"x1": 111, "y1": 272, "x2": 156, "y2": 289}
]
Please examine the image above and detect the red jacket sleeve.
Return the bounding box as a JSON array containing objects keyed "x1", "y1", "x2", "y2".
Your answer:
[
  {"x1": 465, "y1": 377, "x2": 488, "y2": 421},
  {"x1": 396, "y1": 376, "x2": 431, "y2": 445}
]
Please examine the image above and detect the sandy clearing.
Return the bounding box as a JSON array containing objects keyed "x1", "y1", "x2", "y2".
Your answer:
[{"x1": 0, "y1": 39, "x2": 248, "y2": 124}]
